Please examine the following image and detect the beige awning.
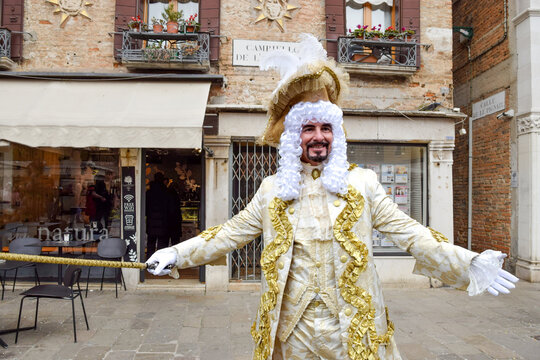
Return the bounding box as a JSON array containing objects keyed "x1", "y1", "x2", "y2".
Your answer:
[
  {"x1": 348, "y1": 0, "x2": 393, "y2": 6},
  {"x1": 0, "y1": 80, "x2": 211, "y2": 148}
]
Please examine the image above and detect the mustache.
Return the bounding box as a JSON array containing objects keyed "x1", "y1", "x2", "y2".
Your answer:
[{"x1": 306, "y1": 141, "x2": 329, "y2": 149}]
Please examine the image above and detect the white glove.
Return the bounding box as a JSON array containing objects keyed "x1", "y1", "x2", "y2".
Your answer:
[
  {"x1": 468, "y1": 251, "x2": 519, "y2": 296},
  {"x1": 146, "y1": 248, "x2": 178, "y2": 276},
  {"x1": 487, "y1": 268, "x2": 519, "y2": 296}
]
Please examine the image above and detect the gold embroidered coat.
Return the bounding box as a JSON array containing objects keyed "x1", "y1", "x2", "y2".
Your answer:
[{"x1": 170, "y1": 166, "x2": 477, "y2": 360}]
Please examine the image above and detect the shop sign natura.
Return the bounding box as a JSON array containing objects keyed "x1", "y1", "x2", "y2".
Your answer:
[
  {"x1": 471, "y1": 91, "x2": 505, "y2": 120},
  {"x1": 233, "y1": 39, "x2": 299, "y2": 67}
]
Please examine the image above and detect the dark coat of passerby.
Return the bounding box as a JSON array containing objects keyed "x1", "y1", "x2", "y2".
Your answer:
[
  {"x1": 166, "y1": 183, "x2": 182, "y2": 246},
  {"x1": 145, "y1": 172, "x2": 170, "y2": 258}
]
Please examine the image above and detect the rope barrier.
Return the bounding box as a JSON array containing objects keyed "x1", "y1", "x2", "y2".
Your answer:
[{"x1": 0, "y1": 252, "x2": 148, "y2": 269}]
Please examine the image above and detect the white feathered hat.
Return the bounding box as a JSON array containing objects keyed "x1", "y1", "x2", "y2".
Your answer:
[{"x1": 259, "y1": 33, "x2": 349, "y2": 147}]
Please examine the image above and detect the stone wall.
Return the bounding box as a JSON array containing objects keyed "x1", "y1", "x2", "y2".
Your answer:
[{"x1": 19, "y1": 0, "x2": 118, "y2": 71}]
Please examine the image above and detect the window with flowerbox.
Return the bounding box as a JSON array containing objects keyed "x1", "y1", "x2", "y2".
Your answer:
[{"x1": 326, "y1": 0, "x2": 420, "y2": 71}]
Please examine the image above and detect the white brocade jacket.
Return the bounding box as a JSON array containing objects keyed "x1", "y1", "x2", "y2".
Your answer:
[{"x1": 170, "y1": 165, "x2": 478, "y2": 360}]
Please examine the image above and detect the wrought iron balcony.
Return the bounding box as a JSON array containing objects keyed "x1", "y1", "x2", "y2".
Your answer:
[
  {"x1": 337, "y1": 36, "x2": 418, "y2": 76},
  {"x1": 0, "y1": 28, "x2": 15, "y2": 70},
  {"x1": 0, "y1": 28, "x2": 11, "y2": 58},
  {"x1": 120, "y1": 31, "x2": 210, "y2": 71}
]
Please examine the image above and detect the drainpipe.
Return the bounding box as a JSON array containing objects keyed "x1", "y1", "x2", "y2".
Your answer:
[
  {"x1": 468, "y1": 99, "x2": 473, "y2": 250},
  {"x1": 465, "y1": 0, "x2": 508, "y2": 251}
]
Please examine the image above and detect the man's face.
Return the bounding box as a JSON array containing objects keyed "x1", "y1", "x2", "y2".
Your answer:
[{"x1": 300, "y1": 121, "x2": 333, "y2": 165}]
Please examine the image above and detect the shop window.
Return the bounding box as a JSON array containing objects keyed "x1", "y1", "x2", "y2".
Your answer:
[
  {"x1": 0, "y1": 142, "x2": 121, "y2": 274},
  {"x1": 346, "y1": 0, "x2": 394, "y2": 33},
  {"x1": 347, "y1": 143, "x2": 427, "y2": 254}
]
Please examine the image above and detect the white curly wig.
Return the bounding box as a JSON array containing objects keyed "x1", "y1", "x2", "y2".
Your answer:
[{"x1": 275, "y1": 100, "x2": 349, "y2": 201}]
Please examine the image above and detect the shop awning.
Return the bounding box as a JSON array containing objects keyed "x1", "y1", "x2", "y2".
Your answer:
[{"x1": 0, "y1": 79, "x2": 211, "y2": 149}]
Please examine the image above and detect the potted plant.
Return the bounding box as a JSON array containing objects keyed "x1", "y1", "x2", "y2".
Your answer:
[
  {"x1": 181, "y1": 41, "x2": 200, "y2": 57},
  {"x1": 143, "y1": 41, "x2": 176, "y2": 62},
  {"x1": 366, "y1": 25, "x2": 383, "y2": 40},
  {"x1": 162, "y1": 3, "x2": 183, "y2": 34},
  {"x1": 400, "y1": 27, "x2": 415, "y2": 41},
  {"x1": 349, "y1": 25, "x2": 369, "y2": 39},
  {"x1": 184, "y1": 13, "x2": 200, "y2": 33},
  {"x1": 128, "y1": 15, "x2": 144, "y2": 32},
  {"x1": 151, "y1": 17, "x2": 165, "y2": 33},
  {"x1": 383, "y1": 26, "x2": 400, "y2": 40}
]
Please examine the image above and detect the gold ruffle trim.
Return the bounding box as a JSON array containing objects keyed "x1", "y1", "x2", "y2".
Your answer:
[
  {"x1": 334, "y1": 185, "x2": 395, "y2": 359},
  {"x1": 199, "y1": 225, "x2": 223, "y2": 241},
  {"x1": 348, "y1": 163, "x2": 358, "y2": 171},
  {"x1": 428, "y1": 227, "x2": 449, "y2": 243},
  {"x1": 251, "y1": 197, "x2": 293, "y2": 360}
]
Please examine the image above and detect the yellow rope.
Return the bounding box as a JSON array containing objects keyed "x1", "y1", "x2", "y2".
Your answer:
[{"x1": 0, "y1": 252, "x2": 147, "y2": 269}]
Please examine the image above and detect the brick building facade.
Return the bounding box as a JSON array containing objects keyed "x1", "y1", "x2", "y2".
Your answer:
[
  {"x1": 0, "y1": 0, "x2": 472, "y2": 289},
  {"x1": 453, "y1": 0, "x2": 539, "y2": 282}
]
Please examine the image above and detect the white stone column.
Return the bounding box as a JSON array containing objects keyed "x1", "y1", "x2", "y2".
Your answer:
[
  {"x1": 428, "y1": 140, "x2": 455, "y2": 242},
  {"x1": 203, "y1": 136, "x2": 232, "y2": 291},
  {"x1": 514, "y1": 3, "x2": 540, "y2": 281}
]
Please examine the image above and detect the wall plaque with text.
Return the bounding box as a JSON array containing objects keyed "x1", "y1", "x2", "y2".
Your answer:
[{"x1": 232, "y1": 39, "x2": 300, "y2": 67}]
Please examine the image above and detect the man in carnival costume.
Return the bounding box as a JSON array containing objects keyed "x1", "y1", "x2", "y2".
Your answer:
[{"x1": 146, "y1": 34, "x2": 518, "y2": 360}]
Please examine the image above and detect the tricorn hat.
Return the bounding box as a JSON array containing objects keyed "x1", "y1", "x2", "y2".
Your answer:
[{"x1": 259, "y1": 34, "x2": 349, "y2": 147}]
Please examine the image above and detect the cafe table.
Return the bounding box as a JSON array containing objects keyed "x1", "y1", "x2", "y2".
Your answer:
[{"x1": 26, "y1": 239, "x2": 97, "y2": 285}]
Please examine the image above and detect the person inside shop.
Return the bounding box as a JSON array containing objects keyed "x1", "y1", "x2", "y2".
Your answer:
[
  {"x1": 94, "y1": 177, "x2": 111, "y2": 233},
  {"x1": 145, "y1": 172, "x2": 171, "y2": 258},
  {"x1": 165, "y1": 178, "x2": 182, "y2": 246},
  {"x1": 146, "y1": 34, "x2": 519, "y2": 359},
  {"x1": 86, "y1": 178, "x2": 107, "y2": 232}
]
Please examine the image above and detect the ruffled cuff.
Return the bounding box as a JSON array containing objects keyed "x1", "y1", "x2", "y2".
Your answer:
[{"x1": 467, "y1": 250, "x2": 504, "y2": 296}]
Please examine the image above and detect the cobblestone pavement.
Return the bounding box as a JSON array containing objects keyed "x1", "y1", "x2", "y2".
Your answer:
[{"x1": 0, "y1": 281, "x2": 538, "y2": 359}]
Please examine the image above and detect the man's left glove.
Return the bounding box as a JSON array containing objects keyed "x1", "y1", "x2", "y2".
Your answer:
[{"x1": 146, "y1": 248, "x2": 178, "y2": 276}]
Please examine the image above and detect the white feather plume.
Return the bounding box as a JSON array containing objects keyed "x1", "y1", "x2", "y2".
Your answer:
[
  {"x1": 259, "y1": 33, "x2": 327, "y2": 84},
  {"x1": 259, "y1": 50, "x2": 300, "y2": 80},
  {"x1": 297, "y1": 33, "x2": 327, "y2": 65}
]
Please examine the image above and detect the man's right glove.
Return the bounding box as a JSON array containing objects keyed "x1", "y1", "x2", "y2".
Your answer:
[
  {"x1": 487, "y1": 268, "x2": 519, "y2": 296},
  {"x1": 146, "y1": 248, "x2": 178, "y2": 276}
]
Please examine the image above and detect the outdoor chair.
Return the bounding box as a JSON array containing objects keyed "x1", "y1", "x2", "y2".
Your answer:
[
  {"x1": 15, "y1": 265, "x2": 89, "y2": 343},
  {"x1": 0, "y1": 237, "x2": 41, "y2": 300},
  {"x1": 85, "y1": 237, "x2": 127, "y2": 298}
]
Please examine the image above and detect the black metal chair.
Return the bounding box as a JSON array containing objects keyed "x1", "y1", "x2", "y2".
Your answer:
[
  {"x1": 15, "y1": 265, "x2": 89, "y2": 343},
  {"x1": 0, "y1": 237, "x2": 41, "y2": 300},
  {"x1": 85, "y1": 237, "x2": 127, "y2": 298}
]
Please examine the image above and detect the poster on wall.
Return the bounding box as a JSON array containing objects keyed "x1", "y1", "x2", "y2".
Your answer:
[
  {"x1": 395, "y1": 165, "x2": 408, "y2": 183},
  {"x1": 395, "y1": 185, "x2": 408, "y2": 204},
  {"x1": 121, "y1": 166, "x2": 137, "y2": 262},
  {"x1": 381, "y1": 164, "x2": 394, "y2": 183},
  {"x1": 385, "y1": 185, "x2": 394, "y2": 201}
]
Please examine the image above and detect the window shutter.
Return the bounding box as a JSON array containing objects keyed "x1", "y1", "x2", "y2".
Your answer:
[
  {"x1": 1, "y1": 0, "x2": 24, "y2": 59},
  {"x1": 114, "y1": 0, "x2": 143, "y2": 60},
  {"x1": 200, "y1": 0, "x2": 220, "y2": 61},
  {"x1": 399, "y1": 0, "x2": 420, "y2": 66},
  {"x1": 325, "y1": 0, "x2": 345, "y2": 60}
]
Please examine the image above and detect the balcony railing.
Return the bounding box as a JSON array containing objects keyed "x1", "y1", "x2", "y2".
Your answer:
[
  {"x1": 120, "y1": 31, "x2": 210, "y2": 71},
  {"x1": 338, "y1": 36, "x2": 418, "y2": 76},
  {"x1": 0, "y1": 28, "x2": 15, "y2": 70},
  {"x1": 0, "y1": 28, "x2": 11, "y2": 58}
]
